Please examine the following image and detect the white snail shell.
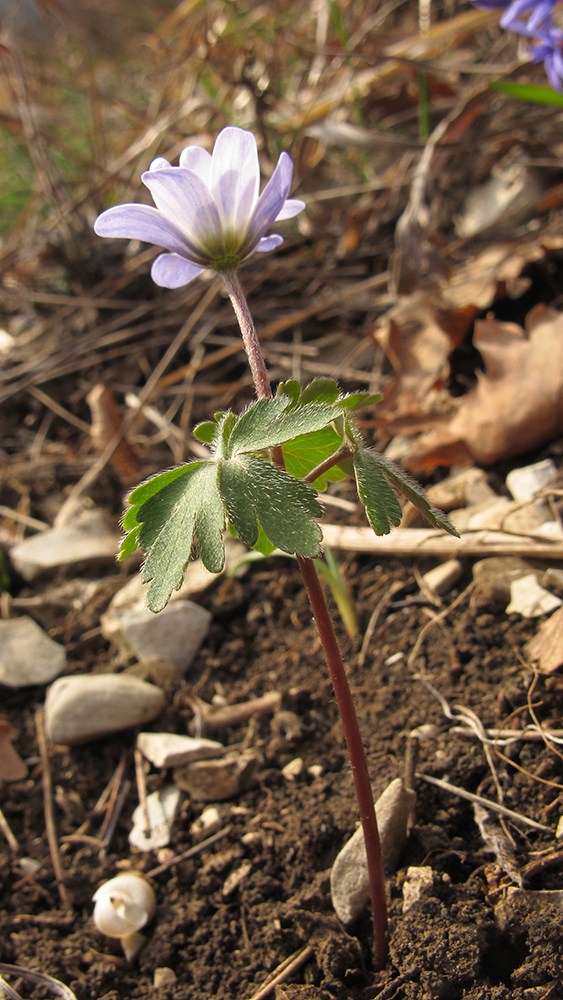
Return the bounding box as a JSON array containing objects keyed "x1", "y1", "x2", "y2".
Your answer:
[{"x1": 92, "y1": 872, "x2": 156, "y2": 939}]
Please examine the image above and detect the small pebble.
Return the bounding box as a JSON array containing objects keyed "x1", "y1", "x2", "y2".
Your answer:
[
  {"x1": 0, "y1": 616, "x2": 66, "y2": 688},
  {"x1": 45, "y1": 674, "x2": 165, "y2": 745},
  {"x1": 402, "y1": 866, "x2": 434, "y2": 912},
  {"x1": 422, "y1": 559, "x2": 463, "y2": 597},
  {"x1": 506, "y1": 459, "x2": 557, "y2": 502},
  {"x1": 330, "y1": 778, "x2": 416, "y2": 925},
  {"x1": 282, "y1": 757, "x2": 305, "y2": 781},
  {"x1": 506, "y1": 575, "x2": 561, "y2": 618},
  {"x1": 10, "y1": 509, "x2": 119, "y2": 580},
  {"x1": 222, "y1": 861, "x2": 252, "y2": 897},
  {"x1": 101, "y1": 599, "x2": 211, "y2": 672},
  {"x1": 190, "y1": 806, "x2": 223, "y2": 840},
  {"x1": 137, "y1": 732, "x2": 223, "y2": 769},
  {"x1": 129, "y1": 785, "x2": 181, "y2": 852},
  {"x1": 174, "y1": 750, "x2": 262, "y2": 802},
  {"x1": 153, "y1": 969, "x2": 177, "y2": 988}
]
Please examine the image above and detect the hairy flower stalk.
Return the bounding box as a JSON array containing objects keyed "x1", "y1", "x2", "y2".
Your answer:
[
  {"x1": 223, "y1": 271, "x2": 389, "y2": 971},
  {"x1": 94, "y1": 127, "x2": 388, "y2": 970}
]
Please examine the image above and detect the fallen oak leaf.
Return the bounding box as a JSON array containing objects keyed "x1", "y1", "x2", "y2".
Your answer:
[{"x1": 403, "y1": 304, "x2": 563, "y2": 470}]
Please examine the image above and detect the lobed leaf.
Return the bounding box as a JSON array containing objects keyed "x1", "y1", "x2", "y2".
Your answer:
[
  {"x1": 335, "y1": 391, "x2": 383, "y2": 412},
  {"x1": 120, "y1": 463, "x2": 203, "y2": 559},
  {"x1": 298, "y1": 378, "x2": 339, "y2": 405},
  {"x1": 353, "y1": 448, "x2": 403, "y2": 536},
  {"x1": 220, "y1": 453, "x2": 323, "y2": 557},
  {"x1": 228, "y1": 395, "x2": 338, "y2": 455},
  {"x1": 373, "y1": 454, "x2": 459, "y2": 536},
  {"x1": 136, "y1": 463, "x2": 225, "y2": 612},
  {"x1": 283, "y1": 426, "x2": 348, "y2": 490}
]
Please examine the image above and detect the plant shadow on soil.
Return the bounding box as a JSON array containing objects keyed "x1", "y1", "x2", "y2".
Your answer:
[{"x1": 1, "y1": 549, "x2": 563, "y2": 1000}]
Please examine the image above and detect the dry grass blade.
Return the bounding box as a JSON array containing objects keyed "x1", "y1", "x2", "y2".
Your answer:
[{"x1": 0, "y1": 966, "x2": 77, "y2": 1000}]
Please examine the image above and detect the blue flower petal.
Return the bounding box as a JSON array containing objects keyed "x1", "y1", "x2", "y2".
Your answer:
[
  {"x1": 246, "y1": 152, "x2": 293, "y2": 245},
  {"x1": 275, "y1": 198, "x2": 306, "y2": 221},
  {"x1": 94, "y1": 204, "x2": 191, "y2": 256},
  {"x1": 179, "y1": 145, "x2": 212, "y2": 184},
  {"x1": 254, "y1": 235, "x2": 283, "y2": 253},
  {"x1": 142, "y1": 167, "x2": 222, "y2": 262},
  {"x1": 210, "y1": 127, "x2": 260, "y2": 234},
  {"x1": 151, "y1": 253, "x2": 204, "y2": 288}
]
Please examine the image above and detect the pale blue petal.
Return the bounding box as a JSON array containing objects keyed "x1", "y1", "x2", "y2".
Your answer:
[
  {"x1": 142, "y1": 167, "x2": 222, "y2": 260},
  {"x1": 246, "y1": 152, "x2": 293, "y2": 245},
  {"x1": 275, "y1": 198, "x2": 306, "y2": 221},
  {"x1": 254, "y1": 234, "x2": 283, "y2": 253},
  {"x1": 179, "y1": 145, "x2": 212, "y2": 184},
  {"x1": 94, "y1": 204, "x2": 192, "y2": 256},
  {"x1": 149, "y1": 157, "x2": 171, "y2": 171},
  {"x1": 210, "y1": 127, "x2": 260, "y2": 233},
  {"x1": 151, "y1": 253, "x2": 204, "y2": 288}
]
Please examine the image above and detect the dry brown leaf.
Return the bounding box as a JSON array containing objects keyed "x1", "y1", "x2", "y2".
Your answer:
[
  {"x1": 526, "y1": 605, "x2": 563, "y2": 674},
  {"x1": 87, "y1": 384, "x2": 143, "y2": 483},
  {"x1": 0, "y1": 720, "x2": 28, "y2": 782},
  {"x1": 402, "y1": 305, "x2": 563, "y2": 470}
]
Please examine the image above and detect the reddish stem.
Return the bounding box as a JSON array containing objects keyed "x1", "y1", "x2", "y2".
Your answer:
[{"x1": 221, "y1": 270, "x2": 388, "y2": 970}]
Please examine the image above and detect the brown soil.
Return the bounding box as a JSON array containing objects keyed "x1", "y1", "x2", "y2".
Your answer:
[{"x1": 2, "y1": 536, "x2": 563, "y2": 1000}]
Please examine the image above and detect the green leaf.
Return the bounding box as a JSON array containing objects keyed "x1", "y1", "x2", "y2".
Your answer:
[
  {"x1": 228, "y1": 396, "x2": 337, "y2": 455},
  {"x1": 490, "y1": 80, "x2": 563, "y2": 106},
  {"x1": 373, "y1": 454, "x2": 459, "y2": 536},
  {"x1": 193, "y1": 421, "x2": 216, "y2": 443},
  {"x1": 353, "y1": 448, "x2": 403, "y2": 535},
  {"x1": 299, "y1": 378, "x2": 339, "y2": 405},
  {"x1": 120, "y1": 464, "x2": 203, "y2": 558},
  {"x1": 220, "y1": 453, "x2": 323, "y2": 557},
  {"x1": 276, "y1": 379, "x2": 301, "y2": 404},
  {"x1": 135, "y1": 463, "x2": 225, "y2": 612},
  {"x1": 283, "y1": 426, "x2": 348, "y2": 490},
  {"x1": 335, "y1": 391, "x2": 383, "y2": 412}
]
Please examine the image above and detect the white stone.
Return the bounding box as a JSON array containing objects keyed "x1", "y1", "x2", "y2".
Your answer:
[
  {"x1": 45, "y1": 674, "x2": 165, "y2": 745},
  {"x1": 282, "y1": 757, "x2": 305, "y2": 781},
  {"x1": 422, "y1": 559, "x2": 463, "y2": 597},
  {"x1": 506, "y1": 575, "x2": 562, "y2": 619},
  {"x1": 174, "y1": 750, "x2": 262, "y2": 802},
  {"x1": 153, "y1": 969, "x2": 177, "y2": 988},
  {"x1": 330, "y1": 778, "x2": 416, "y2": 925},
  {"x1": 0, "y1": 616, "x2": 66, "y2": 688},
  {"x1": 101, "y1": 599, "x2": 211, "y2": 671},
  {"x1": 10, "y1": 510, "x2": 120, "y2": 580},
  {"x1": 137, "y1": 732, "x2": 223, "y2": 769},
  {"x1": 506, "y1": 460, "x2": 557, "y2": 502},
  {"x1": 191, "y1": 805, "x2": 223, "y2": 840},
  {"x1": 402, "y1": 866, "x2": 434, "y2": 912},
  {"x1": 222, "y1": 861, "x2": 252, "y2": 897},
  {"x1": 129, "y1": 784, "x2": 181, "y2": 851}
]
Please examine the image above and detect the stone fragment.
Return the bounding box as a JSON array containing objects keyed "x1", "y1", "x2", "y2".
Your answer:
[
  {"x1": 125, "y1": 656, "x2": 183, "y2": 691},
  {"x1": 174, "y1": 750, "x2": 262, "y2": 802},
  {"x1": 137, "y1": 732, "x2": 223, "y2": 769},
  {"x1": 506, "y1": 575, "x2": 561, "y2": 618},
  {"x1": 506, "y1": 459, "x2": 557, "y2": 502},
  {"x1": 0, "y1": 616, "x2": 66, "y2": 688},
  {"x1": 222, "y1": 861, "x2": 252, "y2": 897},
  {"x1": 0, "y1": 721, "x2": 28, "y2": 781},
  {"x1": 472, "y1": 557, "x2": 539, "y2": 606},
  {"x1": 282, "y1": 757, "x2": 305, "y2": 781},
  {"x1": 425, "y1": 467, "x2": 495, "y2": 511},
  {"x1": 101, "y1": 599, "x2": 211, "y2": 671},
  {"x1": 330, "y1": 778, "x2": 416, "y2": 925},
  {"x1": 526, "y1": 605, "x2": 563, "y2": 674},
  {"x1": 129, "y1": 784, "x2": 181, "y2": 851},
  {"x1": 45, "y1": 674, "x2": 165, "y2": 745},
  {"x1": 10, "y1": 510, "x2": 120, "y2": 580},
  {"x1": 190, "y1": 805, "x2": 223, "y2": 840},
  {"x1": 153, "y1": 969, "x2": 177, "y2": 989},
  {"x1": 402, "y1": 866, "x2": 435, "y2": 912},
  {"x1": 422, "y1": 559, "x2": 463, "y2": 597},
  {"x1": 450, "y1": 496, "x2": 555, "y2": 534}
]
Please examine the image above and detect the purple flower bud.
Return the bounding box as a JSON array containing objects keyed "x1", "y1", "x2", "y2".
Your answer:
[{"x1": 468, "y1": 0, "x2": 563, "y2": 90}]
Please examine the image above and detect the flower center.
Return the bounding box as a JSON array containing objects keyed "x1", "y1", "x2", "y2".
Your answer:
[{"x1": 213, "y1": 255, "x2": 240, "y2": 273}]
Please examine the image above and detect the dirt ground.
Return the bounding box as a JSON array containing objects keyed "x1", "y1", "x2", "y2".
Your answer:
[{"x1": 2, "y1": 504, "x2": 563, "y2": 1000}]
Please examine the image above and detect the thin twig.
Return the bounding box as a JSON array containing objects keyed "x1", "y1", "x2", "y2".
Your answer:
[
  {"x1": 147, "y1": 826, "x2": 232, "y2": 878},
  {"x1": 34, "y1": 710, "x2": 71, "y2": 910},
  {"x1": 417, "y1": 773, "x2": 552, "y2": 832},
  {"x1": 246, "y1": 945, "x2": 315, "y2": 1000},
  {"x1": 134, "y1": 748, "x2": 151, "y2": 837},
  {"x1": 0, "y1": 807, "x2": 18, "y2": 853}
]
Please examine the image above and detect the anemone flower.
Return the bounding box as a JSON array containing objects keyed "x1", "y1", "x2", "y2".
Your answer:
[
  {"x1": 468, "y1": 0, "x2": 563, "y2": 89},
  {"x1": 94, "y1": 127, "x2": 305, "y2": 289}
]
